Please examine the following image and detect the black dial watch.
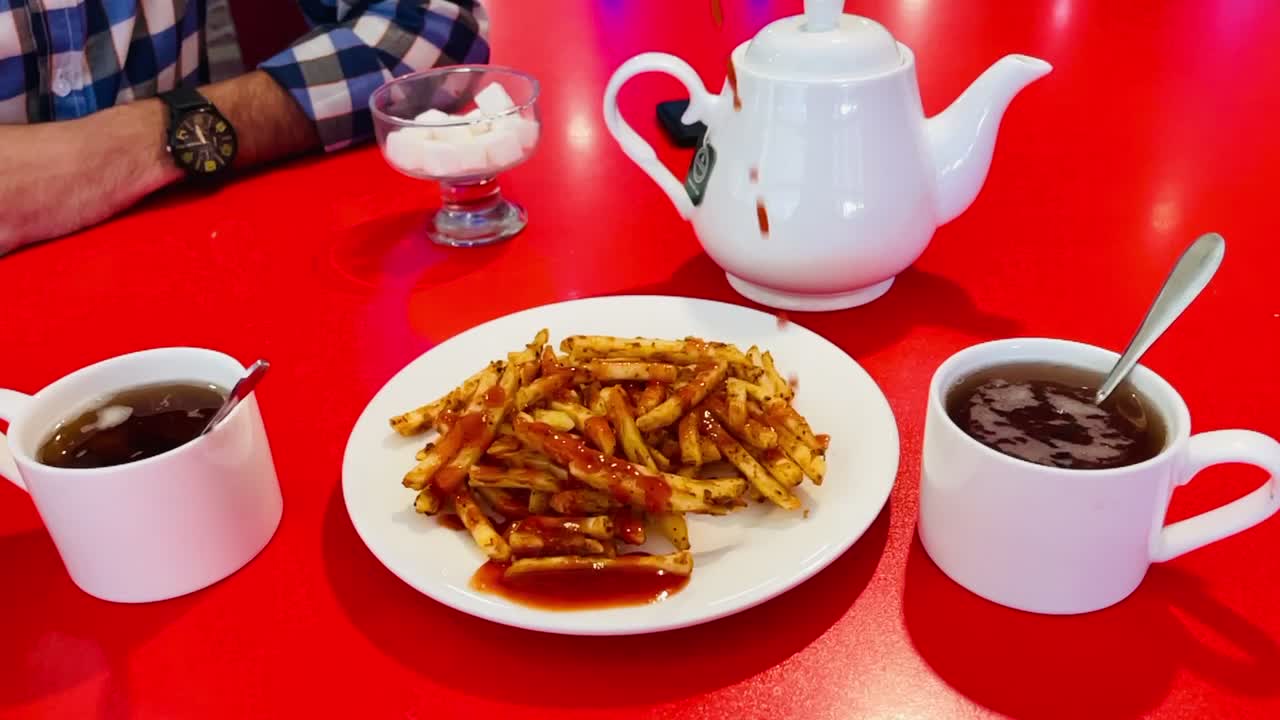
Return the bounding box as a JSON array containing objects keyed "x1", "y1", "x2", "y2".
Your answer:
[{"x1": 159, "y1": 87, "x2": 237, "y2": 178}]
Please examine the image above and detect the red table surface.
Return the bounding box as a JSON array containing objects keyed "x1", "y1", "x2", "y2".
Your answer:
[{"x1": 3, "y1": 1, "x2": 1279, "y2": 718}]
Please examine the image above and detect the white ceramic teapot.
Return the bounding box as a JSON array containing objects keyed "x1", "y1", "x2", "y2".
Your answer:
[{"x1": 602, "y1": 0, "x2": 1050, "y2": 311}]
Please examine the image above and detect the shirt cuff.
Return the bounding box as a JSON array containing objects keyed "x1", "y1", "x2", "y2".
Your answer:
[{"x1": 259, "y1": 29, "x2": 392, "y2": 152}]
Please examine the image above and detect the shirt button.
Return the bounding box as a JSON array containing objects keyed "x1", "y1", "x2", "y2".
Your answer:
[{"x1": 52, "y1": 69, "x2": 71, "y2": 97}]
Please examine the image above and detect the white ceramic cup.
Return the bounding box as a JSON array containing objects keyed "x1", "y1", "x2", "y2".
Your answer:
[
  {"x1": 919, "y1": 338, "x2": 1280, "y2": 614},
  {"x1": 0, "y1": 348, "x2": 283, "y2": 603}
]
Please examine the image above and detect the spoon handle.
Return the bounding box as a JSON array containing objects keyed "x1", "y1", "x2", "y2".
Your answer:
[
  {"x1": 201, "y1": 359, "x2": 271, "y2": 436},
  {"x1": 1095, "y1": 233, "x2": 1226, "y2": 404}
]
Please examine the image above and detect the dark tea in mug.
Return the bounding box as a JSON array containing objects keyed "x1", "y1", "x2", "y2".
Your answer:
[
  {"x1": 945, "y1": 362, "x2": 1166, "y2": 470},
  {"x1": 38, "y1": 382, "x2": 227, "y2": 469}
]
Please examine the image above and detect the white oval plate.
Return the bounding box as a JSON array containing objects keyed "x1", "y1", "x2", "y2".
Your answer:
[{"x1": 342, "y1": 296, "x2": 899, "y2": 635}]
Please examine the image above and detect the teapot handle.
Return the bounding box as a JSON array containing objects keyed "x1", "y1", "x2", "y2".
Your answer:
[{"x1": 603, "y1": 53, "x2": 722, "y2": 220}]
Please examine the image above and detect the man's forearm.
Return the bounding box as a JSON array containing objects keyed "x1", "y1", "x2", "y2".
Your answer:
[
  {"x1": 201, "y1": 70, "x2": 320, "y2": 168},
  {"x1": 108, "y1": 69, "x2": 320, "y2": 182},
  {"x1": 0, "y1": 71, "x2": 321, "y2": 252}
]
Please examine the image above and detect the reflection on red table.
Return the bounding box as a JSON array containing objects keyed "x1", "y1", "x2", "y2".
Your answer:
[{"x1": 2, "y1": 1, "x2": 1279, "y2": 718}]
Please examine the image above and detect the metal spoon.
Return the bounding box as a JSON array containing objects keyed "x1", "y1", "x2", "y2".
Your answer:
[
  {"x1": 200, "y1": 359, "x2": 271, "y2": 436},
  {"x1": 1094, "y1": 233, "x2": 1225, "y2": 405}
]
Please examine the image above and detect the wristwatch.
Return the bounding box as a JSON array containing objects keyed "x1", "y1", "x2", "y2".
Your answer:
[{"x1": 159, "y1": 87, "x2": 237, "y2": 178}]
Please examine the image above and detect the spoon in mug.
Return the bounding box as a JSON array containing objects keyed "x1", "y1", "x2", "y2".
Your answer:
[
  {"x1": 200, "y1": 359, "x2": 271, "y2": 436},
  {"x1": 1094, "y1": 233, "x2": 1225, "y2": 405}
]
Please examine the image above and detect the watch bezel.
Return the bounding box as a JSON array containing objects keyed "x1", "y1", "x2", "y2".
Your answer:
[{"x1": 165, "y1": 106, "x2": 238, "y2": 178}]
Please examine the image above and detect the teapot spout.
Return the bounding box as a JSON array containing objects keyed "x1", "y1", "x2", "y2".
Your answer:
[{"x1": 926, "y1": 54, "x2": 1051, "y2": 224}]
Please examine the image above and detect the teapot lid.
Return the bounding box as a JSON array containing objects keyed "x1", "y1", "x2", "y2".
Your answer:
[{"x1": 743, "y1": 0, "x2": 903, "y2": 79}]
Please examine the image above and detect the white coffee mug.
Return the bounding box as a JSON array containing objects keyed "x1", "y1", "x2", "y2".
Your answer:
[
  {"x1": 0, "y1": 347, "x2": 283, "y2": 603},
  {"x1": 919, "y1": 338, "x2": 1280, "y2": 614}
]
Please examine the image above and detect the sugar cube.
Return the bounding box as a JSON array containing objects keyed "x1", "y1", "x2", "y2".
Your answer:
[
  {"x1": 414, "y1": 108, "x2": 450, "y2": 126},
  {"x1": 477, "y1": 128, "x2": 525, "y2": 168},
  {"x1": 432, "y1": 117, "x2": 473, "y2": 144},
  {"x1": 452, "y1": 135, "x2": 489, "y2": 174},
  {"x1": 493, "y1": 115, "x2": 540, "y2": 149},
  {"x1": 384, "y1": 127, "x2": 432, "y2": 172},
  {"x1": 420, "y1": 139, "x2": 464, "y2": 176},
  {"x1": 463, "y1": 108, "x2": 491, "y2": 135},
  {"x1": 474, "y1": 82, "x2": 516, "y2": 116}
]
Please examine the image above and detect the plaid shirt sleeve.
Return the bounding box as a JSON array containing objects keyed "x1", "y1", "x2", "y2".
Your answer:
[{"x1": 260, "y1": 1, "x2": 490, "y2": 152}]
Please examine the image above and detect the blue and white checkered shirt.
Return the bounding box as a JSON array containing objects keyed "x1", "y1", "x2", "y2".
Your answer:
[{"x1": 0, "y1": 0, "x2": 489, "y2": 150}]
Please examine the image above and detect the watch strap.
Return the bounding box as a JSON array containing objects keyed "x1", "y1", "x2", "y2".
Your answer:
[{"x1": 159, "y1": 86, "x2": 211, "y2": 114}]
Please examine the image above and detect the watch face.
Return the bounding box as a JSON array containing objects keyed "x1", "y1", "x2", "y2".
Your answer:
[{"x1": 171, "y1": 110, "x2": 236, "y2": 175}]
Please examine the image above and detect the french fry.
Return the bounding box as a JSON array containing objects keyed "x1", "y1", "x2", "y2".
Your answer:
[
  {"x1": 586, "y1": 360, "x2": 679, "y2": 383},
  {"x1": 532, "y1": 408, "x2": 576, "y2": 431},
  {"x1": 668, "y1": 491, "x2": 735, "y2": 515},
  {"x1": 729, "y1": 377, "x2": 772, "y2": 404},
  {"x1": 612, "y1": 511, "x2": 647, "y2": 544},
  {"x1": 549, "y1": 400, "x2": 618, "y2": 455},
  {"x1": 500, "y1": 450, "x2": 569, "y2": 482},
  {"x1": 476, "y1": 487, "x2": 531, "y2": 519},
  {"x1": 508, "y1": 328, "x2": 550, "y2": 366},
  {"x1": 504, "y1": 551, "x2": 693, "y2": 580},
  {"x1": 663, "y1": 473, "x2": 747, "y2": 503},
  {"x1": 751, "y1": 447, "x2": 804, "y2": 487},
  {"x1": 402, "y1": 363, "x2": 504, "y2": 490},
  {"x1": 705, "y1": 341, "x2": 752, "y2": 369},
  {"x1": 516, "y1": 415, "x2": 728, "y2": 514},
  {"x1": 485, "y1": 435, "x2": 522, "y2": 457},
  {"x1": 468, "y1": 465, "x2": 562, "y2": 492},
  {"x1": 508, "y1": 528, "x2": 604, "y2": 558},
  {"x1": 585, "y1": 382, "x2": 606, "y2": 415},
  {"x1": 561, "y1": 336, "x2": 708, "y2": 364},
  {"x1": 518, "y1": 514, "x2": 614, "y2": 540},
  {"x1": 700, "y1": 414, "x2": 800, "y2": 510},
  {"x1": 761, "y1": 351, "x2": 793, "y2": 401},
  {"x1": 516, "y1": 372, "x2": 573, "y2": 410},
  {"x1": 454, "y1": 487, "x2": 511, "y2": 562},
  {"x1": 651, "y1": 512, "x2": 690, "y2": 550},
  {"x1": 539, "y1": 345, "x2": 564, "y2": 376},
  {"x1": 415, "y1": 447, "x2": 428, "y2": 462},
  {"x1": 433, "y1": 354, "x2": 522, "y2": 494},
  {"x1": 433, "y1": 410, "x2": 458, "y2": 435},
  {"x1": 414, "y1": 488, "x2": 441, "y2": 514},
  {"x1": 636, "y1": 381, "x2": 667, "y2": 414},
  {"x1": 774, "y1": 424, "x2": 827, "y2": 484},
  {"x1": 636, "y1": 361, "x2": 728, "y2": 432},
  {"x1": 727, "y1": 360, "x2": 765, "y2": 384},
  {"x1": 550, "y1": 488, "x2": 619, "y2": 514},
  {"x1": 704, "y1": 395, "x2": 778, "y2": 449},
  {"x1": 699, "y1": 436, "x2": 722, "y2": 462},
  {"x1": 513, "y1": 331, "x2": 549, "y2": 387},
  {"x1": 726, "y1": 377, "x2": 748, "y2": 430},
  {"x1": 528, "y1": 490, "x2": 550, "y2": 513},
  {"x1": 389, "y1": 364, "x2": 492, "y2": 436},
  {"x1": 403, "y1": 420, "x2": 467, "y2": 490},
  {"x1": 602, "y1": 386, "x2": 658, "y2": 472},
  {"x1": 649, "y1": 445, "x2": 672, "y2": 472},
  {"x1": 761, "y1": 398, "x2": 823, "y2": 452}
]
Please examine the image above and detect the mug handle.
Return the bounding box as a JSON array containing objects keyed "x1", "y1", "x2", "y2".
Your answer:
[
  {"x1": 1152, "y1": 430, "x2": 1280, "y2": 562},
  {"x1": 602, "y1": 52, "x2": 722, "y2": 220},
  {"x1": 0, "y1": 388, "x2": 31, "y2": 492}
]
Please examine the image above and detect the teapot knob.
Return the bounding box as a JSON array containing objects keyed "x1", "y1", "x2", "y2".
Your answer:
[{"x1": 804, "y1": 0, "x2": 843, "y2": 32}]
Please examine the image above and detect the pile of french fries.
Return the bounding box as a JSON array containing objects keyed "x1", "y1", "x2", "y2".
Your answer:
[{"x1": 389, "y1": 331, "x2": 830, "y2": 584}]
